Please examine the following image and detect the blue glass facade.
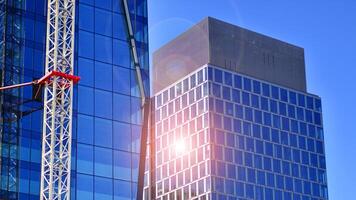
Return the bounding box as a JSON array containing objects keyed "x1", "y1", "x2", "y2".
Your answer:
[
  {"x1": 1, "y1": 0, "x2": 149, "y2": 199},
  {"x1": 153, "y1": 65, "x2": 328, "y2": 200}
]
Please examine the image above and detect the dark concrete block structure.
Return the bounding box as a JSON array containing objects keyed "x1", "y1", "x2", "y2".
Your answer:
[{"x1": 153, "y1": 17, "x2": 306, "y2": 93}]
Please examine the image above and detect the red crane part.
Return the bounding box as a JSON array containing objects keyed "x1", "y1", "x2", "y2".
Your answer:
[{"x1": 0, "y1": 71, "x2": 80, "y2": 91}]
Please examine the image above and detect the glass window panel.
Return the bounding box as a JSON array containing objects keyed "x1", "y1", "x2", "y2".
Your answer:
[
  {"x1": 234, "y1": 74, "x2": 242, "y2": 88},
  {"x1": 113, "y1": 94, "x2": 131, "y2": 122},
  {"x1": 246, "y1": 184, "x2": 254, "y2": 199},
  {"x1": 263, "y1": 112, "x2": 271, "y2": 126},
  {"x1": 299, "y1": 122, "x2": 307, "y2": 135},
  {"x1": 262, "y1": 126, "x2": 270, "y2": 141},
  {"x1": 315, "y1": 98, "x2": 322, "y2": 112},
  {"x1": 234, "y1": 150, "x2": 243, "y2": 164},
  {"x1": 242, "y1": 92, "x2": 250, "y2": 106},
  {"x1": 243, "y1": 122, "x2": 251, "y2": 136},
  {"x1": 95, "y1": 35, "x2": 112, "y2": 63},
  {"x1": 244, "y1": 152, "x2": 253, "y2": 167},
  {"x1": 289, "y1": 91, "x2": 297, "y2": 104},
  {"x1": 113, "y1": 39, "x2": 130, "y2": 67},
  {"x1": 254, "y1": 155, "x2": 262, "y2": 169},
  {"x1": 78, "y1": 86, "x2": 94, "y2": 115},
  {"x1": 224, "y1": 71, "x2": 232, "y2": 86},
  {"x1": 77, "y1": 114, "x2": 94, "y2": 144},
  {"x1": 113, "y1": 13, "x2": 127, "y2": 40},
  {"x1": 298, "y1": 93, "x2": 305, "y2": 107},
  {"x1": 266, "y1": 172, "x2": 274, "y2": 187},
  {"x1": 131, "y1": 97, "x2": 142, "y2": 124},
  {"x1": 79, "y1": 30, "x2": 94, "y2": 59},
  {"x1": 271, "y1": 129, "x2": 279, "y2": 143},
  {"x1": 256, "y1": 140, "x2": 264, "y2": 154},
  {"x1": 95, "y1": 8, "x2": 112, "y2": 36},
  {"x1": 214, "y1": 68, "x2": 223, "y2": 83},
  {"x1": 77, "y1": 174, "x2": 93, "y2": 200},
  {"x1": 212, "y1": 83, "x2": 221, "y2": 98},
  {"x1": 95, "y1": 89, "x2": 113, "y2": 119},
  {"x1": 272, "y1": 114, "x2": 281, "y2": 129},
  {"x1": 223, "y1": 86, "x2": 231, "y2": 100},
  {"x1": 77, "y1": 143, "x2": 93, "y2": 174},
  {"x1": 237, "y1": 166, "x2": 246, "y2": 181},
  {"x1": 95, "y1": 0, "x2": 112, "y2": 10},
  {"x1": 113, "y1": 121, "x2": 131, "y2": 151},
  {"x1": 78, "y1": 57, "x2": 94, "y2": 87},
  {"x1": 280, "y1": 88, "x2": 288, "y2": 102},
  {"x1": 95, "y1": 118, "x2": 113, "y2": 147},
  {"x1": 262, "y1": 83, "x2": 270, "y2": 97},
  {"x1": 314, "y1": 112, "x2": 321, "y2": 125},
  {"x1": 261, "y1": 97, "x2": 269, "y2": 111},
  {"x1": 236, "y1": 182, "x2": 244, "y2": 197},
  {"x1": 95, "y1": 177, "x2": 113, "y2": 200},
  {"x1": 247, "y1": 168, "x2": 256, "y2": 183},
  {"x1": 132, "y1": 125, "x2": 141, "y2": 153},
  {"x1": 114, "y1": 179, "x2": 131, "y2": 199},
  {"x1": 271, "y1": 86, "x2": 279, "y2": 99},
  {"x1": 254, "y1": 110, "x2": 262, "y2": 124},
  {"x1": 270, "y1": 100, "x2": 278, "y2": 113},
  {"x1": 79, "y1": 4, "x2": 94, "y2": 32},
  {"x1": 279, "y1": 102, "x2": 287, "y2": 116},
  {"x1": 132, "y1": 153, "x2": 139, "y2": 181},
  {"x1": 232, "y1": 89, "x2": 240, "y2": 103},
  {"x1": 288, "y1": 105, "x2": 295, "y2": 118},
  {"x1": 95, "y1": 61, "x2": 113, "y2": 90},
  {"x1": 113, "y1": 66, "x2": 130, "y2": 95},
  {"x1": 282, "y1": 117, "x2": 290, "y2": 131},
  {"x1": 190, "y1": 74, "x2": 196, "y2": 88},
  {"x1": 305, "y1": 110, "x2": 313, "y2": 123},
  {"x1": 244, "y1": 107, "x2": 253, "y2": 122},
  {"x1": 95, "y1": 147, "x2": 113, "y2": 177},
  {"x1": 114, "y1": 150, "x2": 131, "y2": 180},
  {"x1": 208, "y1": 67, "x2": 213, "y2": 81},
  {"x1": 306, "y1": 96, "x2": 314, "y2": 109},
  {"x1": 251, "y1": 94, "x2": 259, "y2": 108},
  {"x1": 253, "y1": 80, "x2": 261, "y2": 94},
  {"x1": 243, "y1": 78, "x2": 251, "y2": 91},
  {"x1": 225, "y1": 102, "x2": 233, "y2": 116}
]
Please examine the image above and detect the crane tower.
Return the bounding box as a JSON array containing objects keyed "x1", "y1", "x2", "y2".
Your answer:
[{"x1": 39, "y1": 0, "x2": 77, "y2": 199}]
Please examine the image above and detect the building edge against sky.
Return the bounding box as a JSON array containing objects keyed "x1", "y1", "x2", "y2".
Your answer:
[
  {"x1": 146, "y1": 17, "x2": 328, "y2": 199},
  {"x1": 1, "y1": 0, "x2": 149, "y2": 199}
]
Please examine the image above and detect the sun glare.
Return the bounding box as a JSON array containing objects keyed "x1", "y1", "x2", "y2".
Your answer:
[{"x1": 175, "y1": 139, "x2": 186, "y2": 155}]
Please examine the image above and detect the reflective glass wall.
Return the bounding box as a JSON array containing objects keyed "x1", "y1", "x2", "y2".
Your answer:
[
  {"x1": 153, "y1": 65, "x2": 327, "y2": 200},
  {"x1": 75, "y1": 0, "x2": 149, "y2": 199},
  {"x1": 1, "y1": 0, "x2": 149, "y2": 199}
]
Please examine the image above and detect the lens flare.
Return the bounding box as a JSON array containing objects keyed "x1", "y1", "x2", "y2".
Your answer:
[{"x1": 175, "y1": 139, "x2": 186, "y2": 155}]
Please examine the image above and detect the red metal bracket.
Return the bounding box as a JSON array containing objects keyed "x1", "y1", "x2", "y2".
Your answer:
[
  {"x1": 36, "y1": 70, "x2": 81, "y2": 85},
  {"x1": 0, "y1": 71, "x2": 80, "y2": 91}
]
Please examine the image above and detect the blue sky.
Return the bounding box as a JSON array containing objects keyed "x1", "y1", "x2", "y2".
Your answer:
[{"x1": 148, "y1": 0, "x2": 356, "y2": 199}]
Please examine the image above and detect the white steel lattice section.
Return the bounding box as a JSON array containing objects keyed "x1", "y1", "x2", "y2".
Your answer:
[{"x1": 40, "y1": 0, "x2": 76, "y2": 199}]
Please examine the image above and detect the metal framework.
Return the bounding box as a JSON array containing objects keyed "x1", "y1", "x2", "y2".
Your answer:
[{"x1": 39, "y1": 0, "x2": 76, "y2": 199}]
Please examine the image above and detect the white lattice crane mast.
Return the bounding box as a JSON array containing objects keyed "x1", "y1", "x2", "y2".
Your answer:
[{"x1": 39, "y1": 0, "x2": 77, "y2": 199}]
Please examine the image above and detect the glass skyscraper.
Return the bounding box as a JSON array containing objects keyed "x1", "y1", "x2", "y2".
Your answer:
[
  {"x1": 148, "y1": 17, "x2": 328, "y2": 200},
  {"x1": 0, "y1": 0, "x2": 149, "y2": 199}
]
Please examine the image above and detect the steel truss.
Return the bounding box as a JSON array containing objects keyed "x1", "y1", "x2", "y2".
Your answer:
[{"x1": 39, "y1": 0, "x2": 76, "y2": 199}]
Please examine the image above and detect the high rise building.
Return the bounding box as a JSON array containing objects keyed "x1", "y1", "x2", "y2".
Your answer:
[
  {"x1": 148, "y1": 17, "x2": 328, "y2": 200},
  {"x1": 0, "y1": 0, "x2": 149, "y2": 199}
]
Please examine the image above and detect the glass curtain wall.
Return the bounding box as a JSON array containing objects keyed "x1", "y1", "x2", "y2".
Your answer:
[{"x1": 0, "y1": 0, "x2": 149, "y2": 199}]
